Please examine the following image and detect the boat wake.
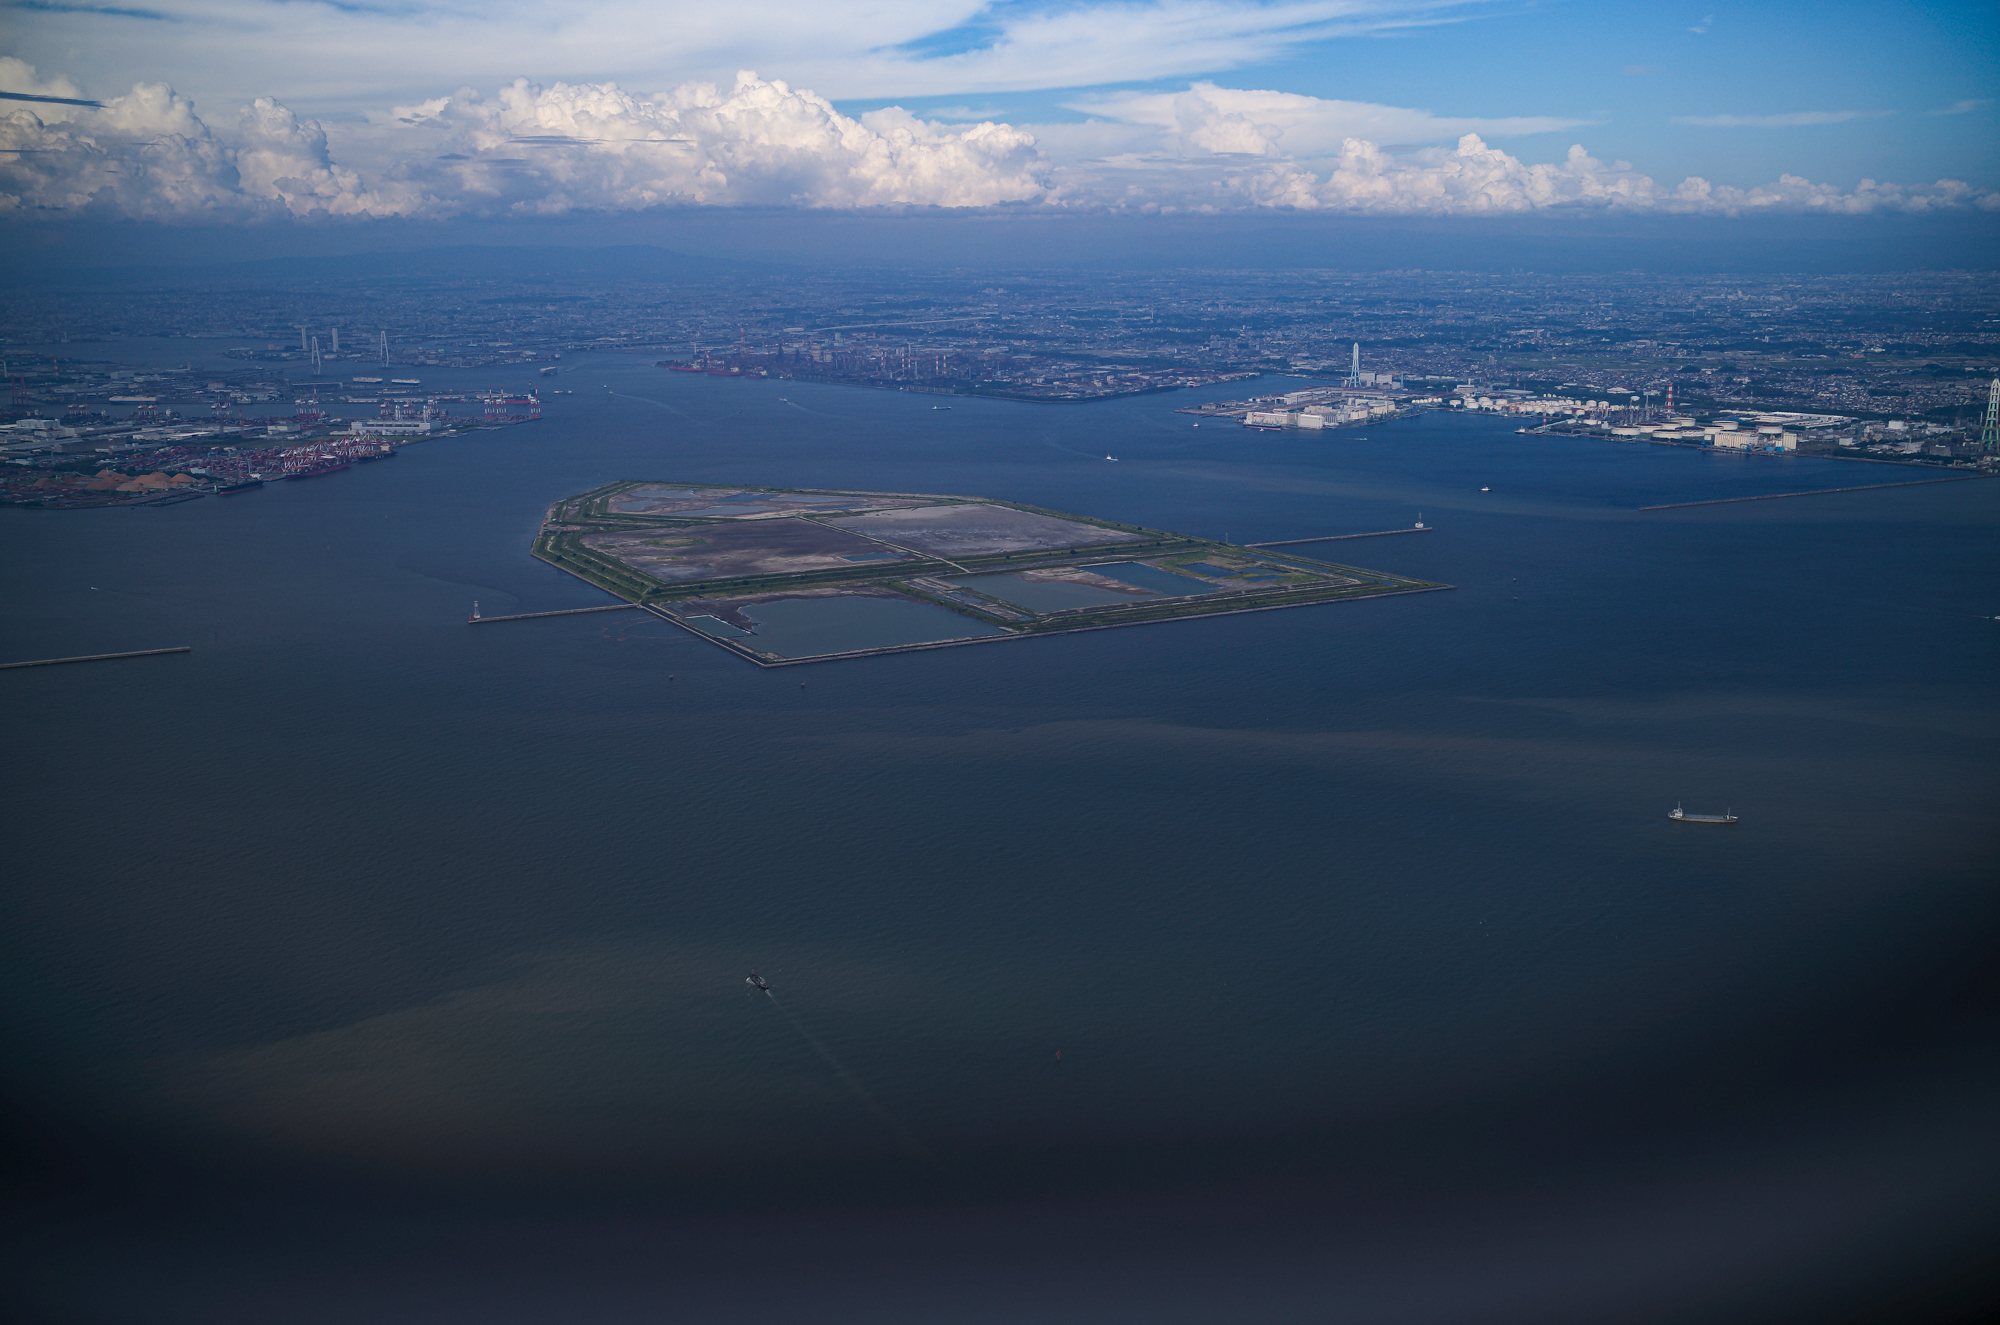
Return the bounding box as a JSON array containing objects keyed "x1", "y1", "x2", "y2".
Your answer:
[
  {"x1": 759, "y1": 989, "x2": 933, "y2": 1163},
  {"x1": 603, "y1": 388, "x2": 700, "y2": 420}
]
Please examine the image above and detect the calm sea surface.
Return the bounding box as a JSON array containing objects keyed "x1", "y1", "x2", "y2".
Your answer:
[{"x1": 3, "y1": 347, "x2": 1996, "y2": 1319}]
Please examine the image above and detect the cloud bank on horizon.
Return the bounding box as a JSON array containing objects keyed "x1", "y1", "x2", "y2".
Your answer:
[
  {"x1": 2, "y1": 0, "x2": 1995, "y2": 224},
  {"x1": 2, "y1": 62, "x2": 1991, "y2": 222}
]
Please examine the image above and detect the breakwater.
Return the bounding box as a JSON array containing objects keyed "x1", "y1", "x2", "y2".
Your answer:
[
  {"x1": 469, "y1": 603, "x2": 640, "y2": 624},
  {"x1": 1248, "y1": 527, "x2": 1433, "y2": 547},
  {"x1": 1640, "y1": 475, "x2": 1986, "y2": 511},
  {"x1": 1, "y1": 646, "x2": 191, "y2": 670}
]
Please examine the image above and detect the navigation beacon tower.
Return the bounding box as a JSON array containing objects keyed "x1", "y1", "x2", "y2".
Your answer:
[{"x1": 1982, "y1": 376, "x2": 1999, "y2": 454}]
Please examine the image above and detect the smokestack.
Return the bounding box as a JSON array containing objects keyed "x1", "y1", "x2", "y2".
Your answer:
[{"x1": 331, "y1": 327, "x2": 340, "y2": 354}]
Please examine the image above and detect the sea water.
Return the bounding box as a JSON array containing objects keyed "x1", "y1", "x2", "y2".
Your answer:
[{"x1": 1, "y1": 348, "x2": 1995, "y2": 1219}]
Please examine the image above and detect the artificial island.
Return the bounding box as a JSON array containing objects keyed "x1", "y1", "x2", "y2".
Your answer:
[{"x1": 531, "y1": 482, "x2": 1449, "y2": 666}]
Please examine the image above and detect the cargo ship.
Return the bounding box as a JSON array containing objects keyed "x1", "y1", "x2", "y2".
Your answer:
[
  {"x1": 217, "y1": 478, "x2": 263, "y2": 495},
  {"x1": 1668, "y1": 803, "x2": 1737, "y2": 824},
  {"x1": 288, "y1": 462, "x2": 350, "y2": 480}
]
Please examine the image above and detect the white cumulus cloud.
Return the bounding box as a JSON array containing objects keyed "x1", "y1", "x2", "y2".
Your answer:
[
  {"x1": 0, "y1": 55, "x2": 89, "y2": 114},
  {"x1": 1, "y1": 64, "x2": 1991, "y2": 222},
  {"x1": 0, "y1": 66, "x2": 1047, "y2": 218},
  {"x1": 1061, "y1": 82, "x2": 1594, "y2": 158},
  {"x1": 1191, "y1": 137, "x2": 1997, "y2": 216}
]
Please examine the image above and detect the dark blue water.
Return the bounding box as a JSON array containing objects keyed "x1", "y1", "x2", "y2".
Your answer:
[{"x1": 4, "y1": 350, "x2": 1997, "y2": 1322}]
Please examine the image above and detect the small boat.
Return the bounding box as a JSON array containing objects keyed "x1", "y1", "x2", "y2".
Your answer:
[
  {"x1": 1480, "y1": 486, "x2": 1490, "y2": 492},
  {"x1": 745, "y1": 971, "x2": 771, "y2": 991},
  {"x1": 1668, "y1": 803, "x2": 1737, "y2": 824},
  {"x1": 1105, "y1": 454, "x2": 1117, "y2": 462}
]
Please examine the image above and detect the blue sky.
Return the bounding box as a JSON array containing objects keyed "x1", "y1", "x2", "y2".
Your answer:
[
  {"x1": 850, "y1": 1, "x2": 1997, "y2": 188},
  {"x1": 2, "y1": 1, "x2": 1995, "y2": 219}
]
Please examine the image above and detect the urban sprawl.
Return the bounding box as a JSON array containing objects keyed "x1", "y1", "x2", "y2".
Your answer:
[{"x1": 4, "y1": 266, "x2": 1995, "y2": 507}]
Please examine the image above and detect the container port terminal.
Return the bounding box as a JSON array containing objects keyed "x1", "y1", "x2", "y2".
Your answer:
[{"x1": 0, "y1": 361, "x2": 545, "y2": 507}]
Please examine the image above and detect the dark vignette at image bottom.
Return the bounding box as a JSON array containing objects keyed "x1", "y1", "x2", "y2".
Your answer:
[
  {"x1": 1, "y1": 375, "x2": 1997, "y2": 1323},
  {"x1": 6, "y1": 951, "x2": 2000, "y2": 1325},
  {"x1": 5, "y1": 783, "x2": 1997, "y2": 1315}
]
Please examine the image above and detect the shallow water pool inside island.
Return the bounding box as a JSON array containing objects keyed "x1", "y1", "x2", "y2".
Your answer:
[
  {"x1": 1081, "y1": 561, "x2": 1223, "y2": 596},
  {"x1": 950, "y1": 563, "x2": 1219, "y2": 613},
  {"x1": 947, "y1": 571, "x2": 1135, "y2": 613},
  {"x1": 736, "y1": 595, "x2": 1007, "y2": 658}
]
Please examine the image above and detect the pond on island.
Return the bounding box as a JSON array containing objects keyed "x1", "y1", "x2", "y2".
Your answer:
[
  {"x1": 952, "y1": 563, "x2": 1219, "y2": 614},
  {"x1": 1082, "y1": 562, "x2": 1224, "y2": 596},
  {"x1": 733, "y1": 595, "x2": 1006, "y2": 658}
]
